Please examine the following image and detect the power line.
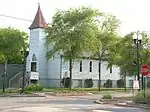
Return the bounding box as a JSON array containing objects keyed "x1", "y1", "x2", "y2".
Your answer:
[{"x1": 0, "y1": 14, "x2": 32, "y2": 22}]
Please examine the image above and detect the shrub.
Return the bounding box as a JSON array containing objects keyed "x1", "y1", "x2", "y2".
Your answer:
[
  {"x1": 134, "y1": 91, "x2": 150, "y2": 104},
  {"x1": 25, "y1": 84, "x2": 43, "y2": 91},
  {"x1": 104, "y1": 79, "x2": 112, "y2": 88},
  {"x1": 84, "y1": 78, "x2": 94, "y2": 88},
  {"x1": 117, "y1": 79, "x2": 125, "y2": 88},
  {"x1": 61, "y1": 77, "x2": 71, "y2": 88},
  {"x1": 145, "y1": 91, "x2": 150, "y2": 104},
  {"x1": 24, "y1": 91, "x2": 33, "y2": 94},
  {"x1": 147, "y1": 81, "x2": 150, "y2": 88},
  {"x1": 102, "y1": 94, "x2": 112, "y2": 99}
]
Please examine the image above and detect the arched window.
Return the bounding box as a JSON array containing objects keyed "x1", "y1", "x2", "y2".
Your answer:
[
  {"x1": 79, "y1": 60, "x2": 82, "y2": 72},
  {"x1": 31, "y1": 62, "x2": 37, "y2": 72},
  {"x1": 31, "y1": 53, "x2": 37, "y2": 72},
  {"x1": 110, "y1": 65, "x2": 112, "y2": 74},
  {"x1": 32, "y1": 54, "x2": 37, "y2": 61},
  {"x1": 89, "y1": 61, "x2": 92, "y2": 72}
]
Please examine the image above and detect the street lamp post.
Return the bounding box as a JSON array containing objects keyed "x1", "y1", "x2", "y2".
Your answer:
[{"x1": 133, "y1": 31, "x2": 142, "y2": 91}]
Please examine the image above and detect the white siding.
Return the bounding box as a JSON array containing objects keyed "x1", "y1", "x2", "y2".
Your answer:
[
  {"x1": 38, "y1": 29, "x2": 47, "y2": 78},
  {"x1": 61, "y1": 59, "x2": 120, "y2": 81},
  {"x1": 47, "y1": 56, "x2": 61, "y2": 79},
  {"x1": 26, "y1": 28, "x2": 47, "y2": 79}
]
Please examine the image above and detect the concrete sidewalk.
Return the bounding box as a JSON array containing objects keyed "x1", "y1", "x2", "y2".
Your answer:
[{"x1": 64, "y1": 92, "x2": 133, "y2": 100}]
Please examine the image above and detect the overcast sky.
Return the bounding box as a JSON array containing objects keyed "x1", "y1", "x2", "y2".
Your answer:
[{"x1": 0, "y1": 0, "x2": 150, "y2": 35}]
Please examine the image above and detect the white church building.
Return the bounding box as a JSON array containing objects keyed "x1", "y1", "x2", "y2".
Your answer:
[{"x1": 26, "y1": 5, "x2": 125, "y2": 88}]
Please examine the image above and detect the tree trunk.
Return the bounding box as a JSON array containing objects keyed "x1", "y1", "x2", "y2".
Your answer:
[
  {"x1": 141, "y1": 75, "x2": 144, "y2": 91},
  {"x1": 143, "y1": 77, "x2": 146, "y2": 97},
  {"x1": 3, "y1": 59, "x2": 7, "y2": 92},
  {"x1": 69, "y1": 59, "x2": 72, "y2": 90},
  {"x1": 124, "y1": 72, "x2": 127, "y2": 92},
  {"x1": 98, "y1": 60, "x2": 101, "y2": 91}
]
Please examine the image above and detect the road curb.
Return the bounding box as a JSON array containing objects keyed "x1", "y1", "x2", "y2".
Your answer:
[
  {"x1": 115, "y1": 103, "x2": 150, "y2": 109},
  {"x1": 94, "y1": 99, "x2": 150, "y2": 110},
  {"x1": 0, "y1": 94, "x2": 46, "y2": 97}
]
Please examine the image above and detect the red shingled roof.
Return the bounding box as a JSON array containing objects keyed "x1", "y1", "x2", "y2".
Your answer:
[{"x1": 29, "y1": 5, "x2": 47, "y2": 29}]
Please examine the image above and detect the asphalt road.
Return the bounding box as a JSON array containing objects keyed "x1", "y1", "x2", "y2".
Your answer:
[{"x1": 0, "y1": 96, "x2": 148, "y2": 112}]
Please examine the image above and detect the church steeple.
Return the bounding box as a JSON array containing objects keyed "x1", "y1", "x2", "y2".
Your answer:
[{"x1": 29, "y1": 4, "x2": 47, "y2": 30}]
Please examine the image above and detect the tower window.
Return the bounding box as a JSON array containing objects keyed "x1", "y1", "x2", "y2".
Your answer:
[
  {"x1": 32, "y1": 54, "x2": 37, "y2": 61},
  {"x1": 89, "y1": 61, "x2": 92, "y2": 72},
  {"x1": 79, "y1": 61, "x2": 82, "y2": 72},
  {"x1": 31, "y1": 62, "x2": 37, "y2": 72}
]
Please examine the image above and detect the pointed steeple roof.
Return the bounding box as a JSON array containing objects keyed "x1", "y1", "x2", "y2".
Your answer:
[{"x1": 29, "y1": 4, "x2": 47, "y2": 30}]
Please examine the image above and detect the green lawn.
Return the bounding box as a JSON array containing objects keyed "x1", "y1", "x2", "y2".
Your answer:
[
  {"x1": 42, "y1": 87, "x2": 130, "y2": 92},
  {"x1": 0, "y1": 87, "x2": 132, "y2": 94}
]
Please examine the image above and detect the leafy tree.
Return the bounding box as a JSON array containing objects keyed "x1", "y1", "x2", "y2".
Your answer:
[
  {"x1": 92, "y1": 13, "x2": 120, "y2": 91},
  {"x1": 108, "y1": 32, "x2": 150, "y2": 77},
  {"x1": 0, "y1": 27, "x2": 27, "y2": 92},
  {"x1": 0, "y1": 27, "x2": 28, "y2": 64},
  {"x1": 0, "y1": 52, "x2": 4, "y2": 63},
  {"x1": 45, "y1": 6, "x2": 101, "y2": 90}
]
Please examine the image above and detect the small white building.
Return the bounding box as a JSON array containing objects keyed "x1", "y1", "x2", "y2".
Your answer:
[{"x1": 26, "y1": 5, "x2": 123, "y2": 88}]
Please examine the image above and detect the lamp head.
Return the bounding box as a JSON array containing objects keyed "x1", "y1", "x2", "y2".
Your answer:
[
  {"x1": 138, "y1": 34, "x2": 142, "y2": 40},
  {"x1": 133, "y1": 33, "x2": 137, "y2": 40}
]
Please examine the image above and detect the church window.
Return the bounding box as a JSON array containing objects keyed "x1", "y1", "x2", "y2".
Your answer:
[
  {"x1": 89, "y1": 61, "x2": 92, "y2": 72},
  {"x1": 110, "y1": 65, "x2": 112, "y2": 74},
  {"x1": 31, "y1": 54, "x2": 37, "y2": 72},
  {"x1": 31, "y1": 62, "x2": 37, "y2": 72},
  {"x1": 79, "y1": 61, "x2": 82, "y2": 72},
  {"x1": 32, "y1": 54, "x2": 37, "y2": 61}
]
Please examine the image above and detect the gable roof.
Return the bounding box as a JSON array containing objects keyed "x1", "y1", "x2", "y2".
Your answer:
[{"x1": 29, "y1": 5, "x2": 47, "y2": 30}]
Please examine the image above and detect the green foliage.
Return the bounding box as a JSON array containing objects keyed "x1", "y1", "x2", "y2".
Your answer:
[
  {"x1": 90, "y1": 12, "x2": 120, "y2": 91},
  {"x1": 45, "y1": 6, "x2": 101, "y2": 61},
  {"x1": 84, "y1": 78, "x2": 94, "y2": 88},
  {"x1": 92, "y1": 12, "x2": 120, "y2": 62},
  {"x1": 117, "y1": 79, "x2": 125, "y2": 88},
  {"x1": 24, "y1": 91, "x2": 33, "y2": 94},
  {"x1": 134, "y1": 91, "x2": 150, "y2": 104},
  {"x1": 61, "y1": 77, "x2": 71, "y2": 88},
  {"x1": 0, "y1": 27, "x2": 27, "y2": 64},
  {"x1": 108, "y1": 32, "x2": 150, "y2": 77},
  {"x1": 102, "y1": 94, "x2": 112, "y2": 99},
  {"x1": 42, "y1": 88, "x2": 129, "y2": 94},
  {"x1": 25, "y1": 84, "x2": 43, "y2": 91},
  {"x1": 104, "y1": 79, "x2": 113, "y2": 88}
]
